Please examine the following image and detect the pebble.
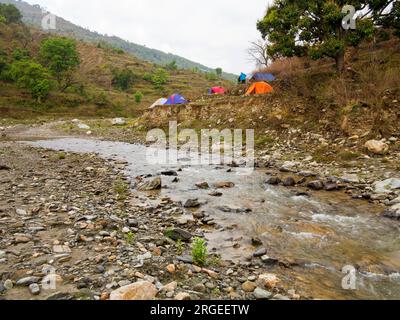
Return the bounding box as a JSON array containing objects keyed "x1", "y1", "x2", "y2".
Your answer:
[
  {"x1": 253, "y1": 288, "x2": 272, "y2": 300},
  {"x1": 29, "y1": 283, "x2": 41, "y2": 295},
  {"x1": 242, "y1": 281, "x2": 257, "y2": 293},
  {"x1": 193, "y1": 283, "x2": 206, "y2": 293}
]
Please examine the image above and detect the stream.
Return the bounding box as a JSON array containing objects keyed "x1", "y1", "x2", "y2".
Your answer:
[{"x1": 26, "y1": 138, "x2": 400, "y2": 300}]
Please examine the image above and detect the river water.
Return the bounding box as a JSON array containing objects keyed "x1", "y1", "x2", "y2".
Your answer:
[{"x1": 26, "y1": 138, "x2": 400, "y2": 300}]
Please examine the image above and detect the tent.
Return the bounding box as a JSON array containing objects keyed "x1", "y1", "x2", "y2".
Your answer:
[
  {"x1": 245, "y1": 82, "x2": 273, "y2": 95},
  {"x1": 164, "y1": 94, "x2": 187, "y2": 105},
  {"x1": 149, "y1": 98, "x2": 167, "y2": 109},
  {"x1": 251, "y1": 73, "x2": 276, "y2": 82},
  {"x1": 210, "y1": 87, "x2": 226, "y2": 95}
]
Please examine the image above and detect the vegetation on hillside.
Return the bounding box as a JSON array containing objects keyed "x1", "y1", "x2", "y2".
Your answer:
[
  {"x1": 257, "y1": 0, "x2": 399, "y2": 72},
  {"x1": 0, "y1": 0, "x2": 238, "y2": 81}
]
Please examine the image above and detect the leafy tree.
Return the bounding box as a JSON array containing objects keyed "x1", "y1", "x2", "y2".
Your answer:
[
  {"x1": 215, "y1": 68, "x2": 223, "y2": 77},
  {"x1": 0, "y1": 14, "x2": 6, "y2": 24},
  {"x1": 39, "y1": 38, "x2": 80, "y2": 90},
  {"x1": 9, "y1": 60, "x2": 52, "y2": 102},
  {"x1": 166, "y1": 60, "x2": 178, "y2": 71},
  {"x1": 112, "y1": 69, "x2": 138, "y2": 91},
  {"x1": 0, "y1": 4, "x2": 22, "y2": 24},
  {"x1": 256, "y1": 1, "x2": 394, "y2": 72},
  {"x1": 134, "y1": 90, "x2": 144, "y2": 103},
  {"x1": 151, "y1": 68, "x2": 169, "y2": 91}
]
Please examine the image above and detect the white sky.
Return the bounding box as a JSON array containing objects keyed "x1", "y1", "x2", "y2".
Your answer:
[{"x1": 24, "y1": 0, "x2": 271, "y2": 74}]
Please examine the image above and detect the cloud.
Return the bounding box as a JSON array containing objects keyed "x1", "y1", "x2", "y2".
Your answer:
[{"x1": 25, "y1": 0, "x2": 272, "y2": 74}]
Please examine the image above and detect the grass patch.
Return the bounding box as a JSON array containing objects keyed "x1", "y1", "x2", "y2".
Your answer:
[
  {"x1": 114, "y1": 177, "x2": 130, "y2": 200},
  {"x1": 191, "y1": 237, "x2": 208, "y2": 267},
  {"x1": 57, "y1": 152, "x2": 66, "y2": 160},
  {"x1": 338, "y1": 151, "x2": 361, "y2": 161}
]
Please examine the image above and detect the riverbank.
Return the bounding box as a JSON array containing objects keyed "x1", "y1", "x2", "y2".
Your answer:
[{"x1": 1, "y1": 121, "x2": 400, "y2": 300}]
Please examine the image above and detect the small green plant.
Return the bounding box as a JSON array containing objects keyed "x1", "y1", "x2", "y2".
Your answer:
[
  {"x1": 125, "y1": 231, "x2": 136, "y2": 245},
  {"x1": 208, "y1": 255, "x2": 221, "y2": 267},
  {"x1": 191, "y1": 237, "x2": 208, "y2": 267},
  {"x1": 176, "y1": 239, "x2": 184, "y2": 255},
  {"x1": 114, "y1": 178, "x2": 129, "y2": 200},
  {"x1": 164, "y1": 228, "x2": 174, "y2": 239},
  {"x1": 57, "y1": 152, "x2": 66, "y2": 160},
  {"x1": 134, "y1": 90, "x2": 143, "y2": 103}
]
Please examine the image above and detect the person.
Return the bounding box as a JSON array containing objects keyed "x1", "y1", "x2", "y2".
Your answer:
[{"x1": 238, "y1": 72, "x2": 247, "y2": 84}]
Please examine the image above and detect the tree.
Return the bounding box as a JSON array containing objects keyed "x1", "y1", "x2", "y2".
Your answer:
[
  {"x1": 39, "y1": 38, "x2": 80, "y2": 90},
  {"x1": 0, "y1": 4, "x2": 22, "y2": 24},
  {"x1": 205, "y1": 72, "x2": 218, "y2": 81},
  {"x1": 151, "y1": 68, "x2": 169, "y2": 91},
  {"x1": 112, "y1": 69, "x2": 138, "y2": 91},
  {"x1": 9, "y1": 60, "x2": 52, "y2": 102},
  {"x1": 166, "y1": 60, "x2": 178, "y2": 71},
  {"x1": 215, "y1": 68, "x2": 223, "y2": 77},
  {"x1": 248, "y1": 40, "x2": 270, "y2": 68},
  {"x1": 256, "y1": 1, "x2": 394, "y2": 73},
  {"x1": 0, "y1": 15, "x2": 6, "y2": 24}
]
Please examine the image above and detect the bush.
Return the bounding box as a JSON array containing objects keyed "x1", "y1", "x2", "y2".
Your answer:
[
  {"x1": 9, "y1": 60, "x2": 52, "y2": 101},
  {"x1": 94, "y1": 91, "x2": 109, "y2": 107},
  {"x1": 205, "y1": 72, "x2": 218, "y2": 81},
  {"x1": 152, "y1": 68, "x2": 169, "y2": 91},
  {"x1": 191, "y1": 237, "x2": 208, "y2": 267},
  {"x1": 112, "y1": 68, "x2": 138, "y2": 91},
  {"x1": 165, "y1": 60, "x2": 178, "y2": 71},
  {"x1": 0, "y1": 49, "x2": 8, "y2": 76},
  {"x1": 0, "y1": 14, "x2": 6, "y2": 24},
  {"x1": 12, "y1": 48, "x2": 30, "y2": 61},
  {"x1": 134, "y1": 90, "x2": 143, "y2": 103}
]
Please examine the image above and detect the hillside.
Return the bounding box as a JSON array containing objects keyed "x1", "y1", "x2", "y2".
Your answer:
[
  {"x1": 0, "y1": 21, "x2": 231, "y2": 119},
  {"x1": 0, "y1": 0, "x2": 237, "y2": 81}
]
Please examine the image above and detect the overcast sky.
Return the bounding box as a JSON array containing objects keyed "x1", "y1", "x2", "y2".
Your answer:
[{"x1": 24, "y1": 0, "x2": 271, "y2": 74}]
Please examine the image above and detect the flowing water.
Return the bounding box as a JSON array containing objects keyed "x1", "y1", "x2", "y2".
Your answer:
[{"x1": 26, "y1": 138, "x2": 400, "y2": 300}]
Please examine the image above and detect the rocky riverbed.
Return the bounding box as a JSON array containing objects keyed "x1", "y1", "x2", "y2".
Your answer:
[{"x1": 1, "y1": 121, "x2": 399, "y2": 300}]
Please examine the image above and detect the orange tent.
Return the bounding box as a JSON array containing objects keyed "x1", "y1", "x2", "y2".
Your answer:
[{"x1": 245, "y1": 82, "x2": 273, "y2": 95}]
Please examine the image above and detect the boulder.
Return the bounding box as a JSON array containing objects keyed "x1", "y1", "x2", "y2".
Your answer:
[
  {"x1": 165, "y1": 228, "x2": 193, "y2": 242},
  {"x1": 184, "y1": 199, "x2": 201, "y2": 208},
  {"x1": 111, "y1": 118, "x2": 126, "y2": 126},
  {"x1": 266, "y1": 177, "x2": 281, "y2": 185},
  {"x1": 364, "y1": 140, "x2": 389, "y2": 155},
  {"x1": 137, "y1": 177, "x2": 162, "y2": 191},
  {"x1": 196, "y1": 182, "x2": 210, "y2": 189},
  {"x1": 213, "y1": 182, "x2": 235, "y2": 189},
  {"x1": 253, "y1": 288, "x2": 273, "y2": 300},
  {"x1": 307, "y1": 180, "x2": 324, "y2": 191},
  {"x1": 283, "y1": 177, "x2": 296, "y2": 187},
  {"x1": 110, "y1": 281, "x2": 157, "y2": 300},
  {"x1": 373, "y1": 178, "x2": 400, "y2": 194},
  {"x1": 383, "y1": 204, "x2": 400, "y2": 220}
]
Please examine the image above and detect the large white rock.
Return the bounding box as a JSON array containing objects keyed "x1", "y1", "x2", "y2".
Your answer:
[
  {"x1": 364, "y1": 140, "x2": 389, "y2": 155},
  {"x1": 77, "y1": 123, "x2": 90, "y2": 130},
  {"x1": 374, "y1": 178, "x2": 400, "y2": 194},
  {"x1": 110, "y1": 281, "x2": 157, "y2": 300},
  {"x1": 111, "y1": 118, "x2": 126, "y2": 126}
]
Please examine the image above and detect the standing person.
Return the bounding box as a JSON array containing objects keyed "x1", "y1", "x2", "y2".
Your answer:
[{"x1": 238, "y1": 72, "x2": 247, "y2": 84}]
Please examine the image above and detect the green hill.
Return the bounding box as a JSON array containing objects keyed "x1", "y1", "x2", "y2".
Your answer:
[{"x1": 0, "y1": 0, "x2": 237, "y2": 81}]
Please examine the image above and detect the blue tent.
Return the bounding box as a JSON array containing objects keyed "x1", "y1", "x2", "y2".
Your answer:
[
  {"x1": 164, "y1": 94, "x2": 187, "y2": 105},
  {"x1": 252, "y1": 73, "x2": 276, "y2": 82}
]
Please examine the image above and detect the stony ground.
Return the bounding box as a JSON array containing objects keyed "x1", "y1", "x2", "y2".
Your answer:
[
  {"x1": 0, "y1": 119, "x2": 399, "y2": 301},
  {"x1": 0, "y1": 142, "x2": 297, "y2": 301}
]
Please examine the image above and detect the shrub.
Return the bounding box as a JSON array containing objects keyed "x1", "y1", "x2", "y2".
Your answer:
[
  {"x1": 112, "y1": 68, "x2": 138, "y2": 91},
  {"x1": 191, "y1": 237, "x2": 208, "y2": 267},
  {"x1": 114, "y1": 177, "x2": 129, "y2": 200},
  {"x1": 9, "y1": 60, "x2": 52, "y2": 102},
  {"x1": 134, "y1": 90, "x2": 143, "y2": 103},
  {"x1": 165, "y1": 60, "x2": 178, "y2": 71},
  {"x1": 205, "y1": 72, "x2": 217, "y2": 81},
  {"x1": 0, "y1": 14, "x2": 6, "y2": 24},
  {"x1": 12, "y1": 48, "x2": 30, "y2": 61},
  {"x1": 152, "y1": 68, "x2": 169, "y2": 91}
]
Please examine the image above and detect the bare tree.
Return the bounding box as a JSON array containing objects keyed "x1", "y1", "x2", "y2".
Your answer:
[{"x1": 247, "y1": 40, "x2": 270, "y2": 69}]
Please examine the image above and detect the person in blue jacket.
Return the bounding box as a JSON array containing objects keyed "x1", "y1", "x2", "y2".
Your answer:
[{"x1": 238, "y1": 72, "x2": 247, "y2": 84}]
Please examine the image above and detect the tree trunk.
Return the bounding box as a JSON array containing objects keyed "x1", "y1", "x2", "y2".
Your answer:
[{"x1": 335, "y1": 51, "x2": 345, "y2": 74}]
